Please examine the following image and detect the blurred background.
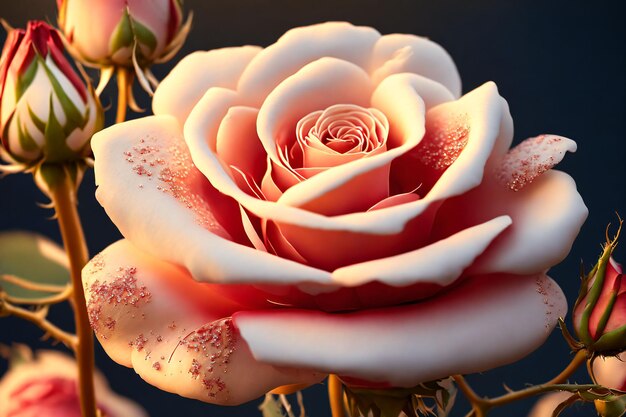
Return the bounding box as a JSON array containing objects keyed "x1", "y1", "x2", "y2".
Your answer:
[{"x1": 0, "y1": 1, "x2": 624, "y2": 416}]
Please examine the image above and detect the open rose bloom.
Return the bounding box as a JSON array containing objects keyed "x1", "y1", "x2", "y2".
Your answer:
[{"x1": 84, "y1": 22, "x2": 587, "y2": 404}]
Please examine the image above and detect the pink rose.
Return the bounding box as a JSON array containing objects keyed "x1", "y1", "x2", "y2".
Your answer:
[
  {"x1": 0, "y1": 350, "x2": 147, "y2": 417},
  {"x1": 57, "y1": 0, "x2": 187, "y2": 67},
  {"x1": 84, "y1": 22, "x2": 587, "y2": 404}
]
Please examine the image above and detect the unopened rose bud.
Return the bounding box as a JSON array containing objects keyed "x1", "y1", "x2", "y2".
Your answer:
[
  {"x1": 573, "y1": 225, "x2": 625, "y2": 354},
  {"x1": 0, "y1": 21, "x2": 103, "y2": 166},
  {"x1": 57, "y1": 0, "x2": 190, "y2": 69}
]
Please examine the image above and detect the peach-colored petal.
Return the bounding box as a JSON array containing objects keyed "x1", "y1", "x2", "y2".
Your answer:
[
  {"x1": 527, "y1": 392, "x2": 572, "y2": 417},
  {"x1": 216, "y1": 106, "x2": 266, "y2": 182},
  {"x1": 82, "y1": 240, "x2": 324, "y2": 405},
  {"x1": 330, "y1": 216, "x2": 511, "y2": 287},
  {"x1": 370, "y1": 33, "x2": 462, "y2": 98},
  {"x1": 237, "y1": 22, "x2": 380, "y2": 106},
  {"x1": 495, "y1": 134, "x2": 577, "y2": 191},
  {"x1": 92, "y1": 115, "x2": 334, "y2": 286},
  {"x1": 152, "y1": 46, "x2": 261, "y2": 125},
  {"x1": 185, "y1": 81, "x2": 508, "y2": 237},
  {"x1": 235, "y1": 273, "x2": 566, "y2": 386},
  {"x1": 435, "y1": 171, "x2": 587, "y2": 275}
]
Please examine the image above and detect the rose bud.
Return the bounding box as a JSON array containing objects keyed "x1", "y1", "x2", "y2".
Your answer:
[
  {"x1": 57, "y1": 0, "x2": 191, "y2": 89},
  {"x1": 573, "y1": 226, "x2": 625, "y2": 354},
  {"x1": 0, "y1": 350, "x2": 147, "y2": 417},
  {"x1": 0, "y1": 21, "x2": 103, "y2": 167}
]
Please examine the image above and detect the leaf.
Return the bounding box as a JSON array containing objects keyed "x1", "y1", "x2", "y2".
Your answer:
[
  {"x1": 0, "y1": 232, "x2": 69, "y2": 299},
  {"x1": 259, "y1": 394, "x2": 285, "y2": 417}
]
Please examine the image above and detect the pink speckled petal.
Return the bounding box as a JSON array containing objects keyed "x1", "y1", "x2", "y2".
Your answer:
[
  {"x1": 82, "y1": 240, "x2": 323, "y2": 405},
  {"x1": 235, "y1": 273, "x2": 566, "y2": 386},
  {"x1": 370, "y1": 33, "x2": 462, "y2": 98},
  {"x1": 92, "y1": 115, "x2": 334, "y2": 286},
  {"x1": 495, "y1": 134, "x2": 577, "y2": 191},
  {"x1": 435, "y1": 171, "x2": 587, "y2": 275},
  {"x1": 237, "y1": 22, "x2": 380, "y2": 106},
  {"x1": 152, "y1": 46, "x2": 261, "y2": 125}
]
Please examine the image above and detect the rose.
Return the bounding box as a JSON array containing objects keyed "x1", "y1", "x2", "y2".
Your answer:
[
  {"x1": 0, "y1": 350, "x2": 147, "y2": 417},
  {"x1": 528, "y1": 355, "x2": 626, "y2": 417},
  {"x1": 57, "y1": 0, "x2": 189, "y2": 69},
  {"x1": 0, "y1": 21, "x2": 102, "y2": 165},
  {"x1": 83, "y1": 22, "x2": 587, "y2": 404},
  {"x1": 573, "y1": 234, "x2": 625, "y2": 354}
]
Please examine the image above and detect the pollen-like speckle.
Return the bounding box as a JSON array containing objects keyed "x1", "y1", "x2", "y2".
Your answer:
[
  {"x1": 152, "y1": 362, "x2": 162, "y2": 371},
  {"x1": 124, "y1": 137, "x2": 225, "y2": 233},
  {"x1": 189, "y1": 359, "x2": 201, "y2": 379},
  {"x1": 130, "y1": 333, "x2": 148, "y2": 351},
  {"x1": 86, "y1": 266, "x2": 151, "y2": 336},
  {"x1": 495, "y1": 134, "x2": 574, "y2": 192},
  {"x1": 417, "y1": 114, "x2": 469, "y2": 171},
  {"x1": 202, "y1": 377, "x2": 226, "y2": 398}
]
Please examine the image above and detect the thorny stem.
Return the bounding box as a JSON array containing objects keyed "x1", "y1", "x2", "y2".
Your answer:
[
  {"x1": 115, "y1": 67, "x2": 130, "y2": 124},
  {"x1": 1, "y1": 274, "x2": 68, "y2": 293},
  {"x1": 50, "y1": 171, "x2": 97, "y2": 417},
  {"x1": 2, "y1": 285, "x2": 72, "y2": 305},
  {"x1": 453, "y1": 349, "x2": 588, "y2": 416},
  {"x1": 328, "y1": 375, "x2": 347, "y2": 417},
  {"x1": 0, "y1": 301, "x2": 76, "y2": 347}
]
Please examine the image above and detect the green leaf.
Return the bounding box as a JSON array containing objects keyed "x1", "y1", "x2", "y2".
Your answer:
[
  {"x1": 0, "y1": 232, "x2": 69, "y2": 299},
  {"x1": 131, "y1": 17, "x2": 158, "y2": 53},
  {"x1": 259, "y1": 394, "x2": 285, "y2": 417}
]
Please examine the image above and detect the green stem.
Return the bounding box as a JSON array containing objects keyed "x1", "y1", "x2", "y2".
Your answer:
[
  {"x1": 453, "y1": 349, "x2": 588, "y2": 415},
  {"x1": 50, "y1": 169, "x2": 97, "y2": 417}
]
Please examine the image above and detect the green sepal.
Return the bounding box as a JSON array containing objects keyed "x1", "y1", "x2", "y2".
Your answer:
[
  {"x1": 595, "y1": 395, "x2": 626, "y2": 417},
  {"x1": 42, "y1": 95, "x2": 76, "y2": 163},
  {"x1": 41, "y1": 57, "x2": 88, "y2": 133},
  {"x1": 590, "y1": 324, "x2": 626, "y2": 354},
  {"x1": 559, "y1": 318, "x2": 584, "y2": 351},
  {"x1": 15, "y1": 59, "x2": 38, "y2": 100},
  {"x1": 131, "y1": 18, "x2": 158, "y2": 54},
  {"x1": 16, "y1": 114, "x2": 39, "y2": 153},
  {"x1": 109, "y1": 8, "x2": 135, "y2": 53},
  {"x1": 27, "y1": 105, "x2": 46, "y2": 134}
]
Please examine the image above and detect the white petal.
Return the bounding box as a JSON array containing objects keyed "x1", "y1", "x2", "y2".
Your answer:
[
  {"x1": 82, "y1": 240, "x2": 323, "y2": 405},
  {"x1": 92, "y1": 114, "x2": 333, "y2": 285},
  {"x1": 152, "y1": 46, "x2": 261, "y2": 125},
  {"x1": 331, "y1": 216, "x2": 511, "y2": 287},
  {"x1": 370, "y1": 33, "x2": 462, "y2": 98},
  {"x1": 235, "y1": 273, "x2": 566, "y2": 386},
  {"x1": 237, "y1": 22, "x2": 380, "y2": 106}
]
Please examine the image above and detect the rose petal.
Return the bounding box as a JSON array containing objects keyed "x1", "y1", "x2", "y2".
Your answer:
[
  {"x1": 330, "y1": 216, "x2": 511, "y2": 287},
  {"x1": 82, "y1": 240, "x2": 323, "y2": 405},
  {"x1": 92, "y1": 115, "x2": 334, "y2": 286},
  {"x1": 152, "y1": 46, "x2": 261, "y2": 125},
  {"x1": 494, "y1": 134, "x2": 577, "y2": 191},
  {"x1": 435, "y1": 171, "x2": 587, "y2": 275},
  {"x1": 216, "y1": 106, "x2": 266, "y2": 182},
  {"x1": 237, "y1": 22, "x2": 380, "y2": 106},
  {"x1": 370, "y1": 33, "x2": 462, "y2": 98},
  {"x1": 235, "y1": 273, "x2": 566, "y2": 386},
  {"x1": 185, "y1": 81, "x2": 507, "y2": 237}
]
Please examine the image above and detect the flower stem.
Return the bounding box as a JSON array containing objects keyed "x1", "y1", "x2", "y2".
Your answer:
[
  {"x1": 328, "y1": 375, "x2": 346, "y2": 417},
  {"x1": 453, "y1": 349, "x2": 588, "y2": 415},
  {"x1": 50, "y1": 169, "x2": 97, "y2": 417},
  {"x1": 116, "y1": 67, "x2": 130, "y2": 124},
  {"x1": 0, "y1": 301, "x2": 76, "y2": 347}
]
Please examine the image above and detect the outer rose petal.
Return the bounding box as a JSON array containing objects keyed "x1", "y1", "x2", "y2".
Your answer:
[
  {"x1": 237, "y1": 22, "x2": 380, "y2": 106},
  {"x1": 82, "y1": 240, "x2": 324, "y2": 405},
  {"x1": 369, "y1": 33, "x2": 462, "y2": 98},
  {"x1": 92, "y1": 114, "x2": 334, "y2": 287},
  {"x1": 152, "y1": 46, "x2": 261, "y2": 125},
  {"x1": 435, "y1": 171, "x2": 587, "y2": 275},
  {"x1": 235, "y1": 273, "x2": 566, "y2": 386}
]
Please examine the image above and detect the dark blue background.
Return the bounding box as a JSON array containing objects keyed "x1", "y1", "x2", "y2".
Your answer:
[{"x1": 0, "y1": 1, "x2": 624, "y2": 416}]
